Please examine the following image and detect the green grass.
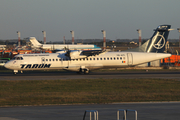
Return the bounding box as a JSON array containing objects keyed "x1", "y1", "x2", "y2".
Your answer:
[{"x1": 0, "y1": 78, "x2": 180, "y2": 106}]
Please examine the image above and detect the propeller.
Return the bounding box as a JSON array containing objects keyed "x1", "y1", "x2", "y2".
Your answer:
[{"x1": 64, "y1": 46, "x2": 71, "y2": 59}]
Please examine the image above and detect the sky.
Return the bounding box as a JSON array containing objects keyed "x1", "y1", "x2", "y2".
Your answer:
[{"x1": 0, "y1": 0, "x2": 180, "y2": 42}]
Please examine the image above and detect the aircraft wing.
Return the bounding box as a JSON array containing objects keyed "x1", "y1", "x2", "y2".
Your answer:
[
  {"x1": 81, "y1": 50, "x2": 104, "y2": 56},
  {"x1": 64, "y1": 50, "x2": 104, "y2": 59}
]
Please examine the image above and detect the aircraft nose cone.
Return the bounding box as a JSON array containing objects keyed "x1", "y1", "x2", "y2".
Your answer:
[{"x1": 4, "y1": 62, "x2": 10, "y2": 69}]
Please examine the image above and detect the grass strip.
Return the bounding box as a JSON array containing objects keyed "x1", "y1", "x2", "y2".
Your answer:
[{"x1": 0, "y1": 78, "x2": 180, "y2": 106}]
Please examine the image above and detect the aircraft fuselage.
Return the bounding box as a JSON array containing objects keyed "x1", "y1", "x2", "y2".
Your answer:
[{"x1": 4, "y1": 51, "x2": 171, "y2": 73}]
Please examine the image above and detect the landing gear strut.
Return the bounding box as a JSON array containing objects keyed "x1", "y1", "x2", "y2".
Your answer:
[{"x1": 13, "y1": 70, "x2": 18, "y2": 75}]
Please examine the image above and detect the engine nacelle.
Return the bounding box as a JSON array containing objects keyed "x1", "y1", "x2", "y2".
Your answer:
[{"x1": 69, "y1": 50, "x2": 86, "y2": 59}]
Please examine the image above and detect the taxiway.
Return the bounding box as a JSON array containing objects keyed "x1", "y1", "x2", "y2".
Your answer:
[{"x1": 0, "y1": 70, "x2": 180, "y2": 80}]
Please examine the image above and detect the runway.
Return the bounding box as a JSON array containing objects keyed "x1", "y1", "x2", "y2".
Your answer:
[
  {"x1": 0, "y1": 102, "x2": 180, "y2": 120},
  {"x1": 0, "y1": 70, "x2": 180, "y2": 80},
  {"x1": 0, "y1": 70, "x2": 180, "y2": 120}
]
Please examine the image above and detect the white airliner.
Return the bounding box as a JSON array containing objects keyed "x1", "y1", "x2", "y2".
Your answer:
[
  {"x1": 4, "y1": 50, "x2": 171, "y2": 74},
  {"x1": 30, "y1": 37, "x2": 101, "y2": 50},
  {"x1": 4, "y1": 25, "x2": 172, "y2": 74}
]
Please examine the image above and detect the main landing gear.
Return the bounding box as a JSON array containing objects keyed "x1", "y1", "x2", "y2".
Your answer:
[{"x1": 77, "y1": 68, "x2": 90, "y2": 74}]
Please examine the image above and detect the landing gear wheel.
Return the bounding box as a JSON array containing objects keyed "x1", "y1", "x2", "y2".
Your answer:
[
  {"x1": 77, "y1": 68, "x2": 83, "y2": 74},
  {"x1": 76, "y1": 71, "x2": 82, "y2": 74},
  {"x1": 13, "y1": 72, "x2": 17, "y2": 75},
  {"x1": 13, "y1": 70, "x2": 18, "y2": 75},
  {"x1": 84, "y1": 69, "x2": 90, "y2": 74}
]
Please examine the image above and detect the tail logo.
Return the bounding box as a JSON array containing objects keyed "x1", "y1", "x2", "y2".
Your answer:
[{"x1": 152, "y1": 34, "x2": 165, "y2": 49}]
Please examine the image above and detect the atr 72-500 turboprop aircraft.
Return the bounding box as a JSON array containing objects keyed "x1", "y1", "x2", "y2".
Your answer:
[{"x1": 4, "y1": 25, "x2": 172, "y2": 74}]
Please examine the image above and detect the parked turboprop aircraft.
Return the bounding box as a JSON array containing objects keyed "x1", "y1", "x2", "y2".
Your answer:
[
  {"x1": 4, "y1": 50, "x2": 171, "y2": 74},
  {"x1": 29, "y1": 37, "x2": 101, "y2": 50},
  {"x1": 4, "y1": 25, "x2": 172, "y2": 74}
]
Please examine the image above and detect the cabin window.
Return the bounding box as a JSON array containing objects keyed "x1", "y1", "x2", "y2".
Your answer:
[
  {"x1": 56, "y1": 59, "x2": 58, "y2": 61},
  {"x1": 114, "y1": 57, "x2": 116, "y2": 60},
  {"x1": 46, "y1": 59, "x2": 48, "y2": 61},
  {"x1": 120, "y1": 57, "x2": 122, "y2": 60},
  {"x1": 83, "y1": 58, "x2": 85, "y2": 61},
  {"x1": 97, "y1": 58, "x2": 99, "y2": 60},
  {"x1": 90, "y1": 58, "x2": 92, "y2": 60},
  {"x1": 93, "y1": 58, "x2": 95, "y2": 60},
  {"x1": 49, "y1": 59, "x2": 51, "y2": 61},
  {"x1": 86, "y1": 58, "x2": 88, "y2": 60},
  {"x1": 100, "y1": 58, "x2": 102, "y2": 60},
  {"x1": 107, "y1": 57, "x2": 109, "y2": 60},
  {"x1": 59, "y1": 59, "x2": 61, "y2": 61},
  {"x1": 104, "y1": 58, "x2": 106, "y2": 60},
  {"x1": 117, "y1": 57, "x2": 119, "y2": 60},
  {"x1": 110, "y1": 57, "x2": 112, "y2": 60},
  {"x1": 53, "y1": 59, "x2": 54, "y2": 61}
]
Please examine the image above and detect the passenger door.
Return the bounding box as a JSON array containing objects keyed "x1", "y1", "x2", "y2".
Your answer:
[{"x1": 127, "y1": 53, "x2": 133, "y2": 65}]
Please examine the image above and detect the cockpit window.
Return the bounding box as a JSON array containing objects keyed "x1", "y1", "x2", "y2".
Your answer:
[{"x1": 12, "y1": 57, "x2": 23, "y2": 60}]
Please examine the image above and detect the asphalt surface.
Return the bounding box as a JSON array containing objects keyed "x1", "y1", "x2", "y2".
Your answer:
[
  {"x1": 0, "y1": 102, "x2": 180, "y2": 120},
  {"x1": 0, "y1": 70, "x2": 180, "y2": 80},
  {"x1": 0, "y1": 70, "x2": 180, "y2": 120}
]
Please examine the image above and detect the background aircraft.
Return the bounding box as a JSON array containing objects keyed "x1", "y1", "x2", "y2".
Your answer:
[{"x1": 29, "y1": 37, "x2": 101, "y2": 50}]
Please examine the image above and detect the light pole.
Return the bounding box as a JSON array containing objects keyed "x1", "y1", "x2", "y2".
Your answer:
[
  {"x1": 17, "y1": 31, "x2": 21, "y2": 47},
  {"x1": 63, "y1": 36, "x2": 65, "y2": 44},
  {"x1": 70, "y1": 31, "x2": 74, "y2": 44},
  {"x1": 101, "y1": 30, "x2": 106, "y2": 50},
  {"x1": 137, "y1": 29, "x2": 141, "y2": 46},
  {"x1": 42, "y1": 31, "x2": 46, "y2": 44},
  {"x1": 177, "y1": 28, "x2": 180, "y2": 54}
]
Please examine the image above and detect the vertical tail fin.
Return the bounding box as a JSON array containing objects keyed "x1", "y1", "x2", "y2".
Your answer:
[
  {"x1": 145, "y1": 25, "x2": 171, "y2": 53},
  {"x1": 127, "y1": 25, "x2": 172, "y2": 53},
  {"x1": 29, "y1": 37, "x2": 42, "y2": 48}
]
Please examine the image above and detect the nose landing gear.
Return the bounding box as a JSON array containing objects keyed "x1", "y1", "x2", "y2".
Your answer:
[
  {"x1": 13, "y1": 70, "x2": 23, "y2": 75},
  {"x1": 13, "y1": 70, "x2": 18, "y2": 75}
]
